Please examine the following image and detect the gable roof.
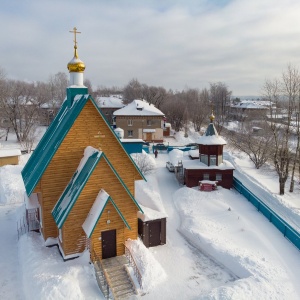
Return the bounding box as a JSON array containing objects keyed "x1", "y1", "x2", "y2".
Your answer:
[
  {"x1": 21, "y1": 88, "x2": 145, "y2": 196},
  {"x1": 52, "y1": 146, "x2": 143, "y2": 229},
  {"x1": 82, "y1": 189, "x2": 130, "y2": 238},
  {"x1": 113, "y1": 99, "x2": 164, "y2": 116}
]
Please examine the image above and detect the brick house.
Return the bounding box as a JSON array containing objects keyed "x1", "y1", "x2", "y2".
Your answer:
[{"x1": 113, "y1": 100, "x2": 165, "y2": 142}]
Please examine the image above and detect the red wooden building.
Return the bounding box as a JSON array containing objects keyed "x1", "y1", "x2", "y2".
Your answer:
[{"x1": 178, "y1": 112, "x2": 234, "y2": 189}]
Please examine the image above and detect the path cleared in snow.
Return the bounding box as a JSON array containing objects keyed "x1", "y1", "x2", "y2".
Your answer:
[{"x1": 142, "y1": 153, "x2": 238, "y2": 299}]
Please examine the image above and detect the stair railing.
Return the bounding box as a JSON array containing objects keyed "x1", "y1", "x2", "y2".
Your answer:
[
  {"x1": 92, "y1": 250, "x2": 112, "y2": 299},
  {"x1": 124, "y1": 243, "x2": 143, "y2": 289}
]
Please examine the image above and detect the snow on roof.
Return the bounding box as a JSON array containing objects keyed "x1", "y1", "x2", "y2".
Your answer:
[
  {"x1": 232, "y1": 100, "x2": 271, "y2": 109},
  {"x1": 137, "y1": 204, "x2": 167, "y2": 221},
  {"x1": 24, "y1": 192, "x2": 39, "y2": 209},
  {"x1": 188, "y1": 149, "x2": 199, "y2": 158},
  {"x1": 143, "y1": 129, "x2": 156, "y2": 133},
  {"x1": 135, "y1": 177, "x2": 167, "y2": 215},
  {"x1": 197, "y1": 134, "x2": 227, "y2": 145},
  {"x1": 96, "y1": 96, "x2": 124, "y2": 108},
  {"x1": 113, "y1": 99, "x2": 164, "y2": 116},
  {"x1": 120, "y1": 139, "x2": 145, "y2": 143},
  {"x1": 82, "y1": 189, "x2": 109, "y2": 237},
  {"x1": 0, "y1": 148, "x2": 21, "y2": 158}
]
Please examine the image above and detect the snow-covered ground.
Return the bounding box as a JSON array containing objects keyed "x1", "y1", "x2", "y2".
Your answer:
[{"x1": 0, "y1": 128, "x2": 300, "y2": 299}]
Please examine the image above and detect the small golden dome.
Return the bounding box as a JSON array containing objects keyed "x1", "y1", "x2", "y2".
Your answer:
[
  {"x1": 67, "y1": 45, "x2": 85, "y2": 73},
  {"x1": 210, "y1": 110, "x2": 215, "y2": 122}
]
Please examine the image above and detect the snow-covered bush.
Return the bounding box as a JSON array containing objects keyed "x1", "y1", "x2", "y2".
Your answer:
[{"x1": 131, "y1": 152, "x2": 156, "y2": 175}]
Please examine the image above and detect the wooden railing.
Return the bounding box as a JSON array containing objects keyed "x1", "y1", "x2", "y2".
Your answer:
[
  {"x1": 92, "y1": 250, "x2": 112, "y2": 299},
  {"x1": 124, "y1": 243, "x2": 143, "y2": 289}
]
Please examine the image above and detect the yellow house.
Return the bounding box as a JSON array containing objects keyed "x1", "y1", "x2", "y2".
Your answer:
[{"x1": 0, "y1": 148, "x2": 21, "y2": 167}]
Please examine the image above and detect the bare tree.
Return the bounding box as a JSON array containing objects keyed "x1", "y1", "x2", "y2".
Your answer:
[
  {"x1": 228, "y1": 124, "x2": 274, "y2": 169},
  {"x1": 142, "y1": 85, "x2": 167, "y2": 109},
  {"x1": 209, "y1": 82, "x2": 232, "y2": 132},
  {"x1": 262, "y1": 65, "x2": 297, "y2": 195},
  {"x1": 123, "y1": 78, "x2": 143, "y2": 103},
  {"x1": 131, "y1": 152, "x2": 156, "y2": 175},
  {"x1": 162, "y1": 92, "x2": 186, "y2": 132},
  {"x1": 186, "y1": 88, "x2": 211, "y2": 132},
  {"x1": 48, "y1": 72, "x2": 68, "y2": 105}
]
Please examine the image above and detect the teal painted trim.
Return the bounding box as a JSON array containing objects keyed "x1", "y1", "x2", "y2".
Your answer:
[
  {"x1": 22, "y1": 94, "x2": 90, "y2": 196},
  {"x1": 109, "y1": 197, "x2": 131, "y2": 230},
  {"x1": 22, "y1": 92, "x2": 145, "y2": 199},
  {"x1": 88, "y1": 195, "x2": 131, "y2": 238},
  {"x1": 52, "y1": 151, "x2": 102, "y2": 228},
  {"x1": 89, "y1": 97, "x2": 147, "y2": 182},
  {"x1": 102, "y1": 153, "x2": 144, "y2": 214}
]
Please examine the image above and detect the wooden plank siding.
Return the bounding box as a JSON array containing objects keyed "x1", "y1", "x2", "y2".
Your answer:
[
  {"x1": 61, "y1": 158, "x2": 139, "y2": 257},
  {"x1": 0, "y1": 156, "x2": 19, "y2": 166},
  {"x1": 184, "y1": 169, "x2": 234, "y2": 189},
  {"x1": 35, "y1": 99, "x2": 143, "y2": 241}
]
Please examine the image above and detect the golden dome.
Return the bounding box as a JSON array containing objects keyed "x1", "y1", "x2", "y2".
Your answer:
[
  {"x1": 67, "y1": 45, "x2": 86, "y2": 73},
  {"x1": 209, "y1": 110, "x2": 215, "y2": 122}
]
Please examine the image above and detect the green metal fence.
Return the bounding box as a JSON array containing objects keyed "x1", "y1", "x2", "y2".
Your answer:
[{"x1": 233, "y1": 177, "x2": 300, "y2": 251}]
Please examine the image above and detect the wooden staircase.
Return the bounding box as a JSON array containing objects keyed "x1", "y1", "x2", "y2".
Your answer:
[{"x1": 94, "y1": 255, "x2": 137, "y2": 300}]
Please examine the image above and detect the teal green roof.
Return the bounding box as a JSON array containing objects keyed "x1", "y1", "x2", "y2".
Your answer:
[
  {"x1": 52, "y1": 146, "x2": 143, "y2": 229},
  {"x1": 205, "y1": 122, "x2": 218, "y2": 136},
  {"x1": 21, "y1": 87, "x2": 145, "y2": 196}
]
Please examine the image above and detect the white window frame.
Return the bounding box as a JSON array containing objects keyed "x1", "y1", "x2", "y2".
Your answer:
[
  {"x1": 216, "y1": 174, "x2": 222, "y2": 181},
  {"x1": 147, "y1": 119, "x2": 152, "y2": 126},
  {"x1": 210, "y1": 155, "x2": 217, "y2": 166},
  {"x1": 128, "y1": 130, "x2": 133, "y2": 137},
  {"x1": 203, "y1": 173, "x2": 209, "y2": 180},
  {"x1": 128, "y1": 119, "x2": 133, "y2": 126}
]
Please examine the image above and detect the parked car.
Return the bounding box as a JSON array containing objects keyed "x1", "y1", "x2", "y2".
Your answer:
[
  {"x1": 185, "y1": 143, "x2": 199, "y2": 149},
  {"x1": 166, "y1": 161, "x2": 175, "y2": 172}
]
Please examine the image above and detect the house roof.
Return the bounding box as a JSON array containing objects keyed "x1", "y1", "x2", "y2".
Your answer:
[
  {"x1": 21, "y1": 88, "x2": 145, "y2": 196},
  {"x1": 113, "y1": 99, "x2": 164, "y2": 117},
  {"x1": 96, "y1": 96, "x2": 124, "y2": 108},
  {"x1": 52, "y1": 146, "x2": 143, "y2": 229},
  {"x1": 82, "y1": 189, "x2": 130, "y2": 238}
]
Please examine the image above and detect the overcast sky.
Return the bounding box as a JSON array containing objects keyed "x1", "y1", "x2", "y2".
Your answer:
[{"x1": 1, "y1": 0, "x2": 300, "y2": 96}]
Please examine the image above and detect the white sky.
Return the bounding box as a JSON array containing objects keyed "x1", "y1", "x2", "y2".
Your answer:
[{"x1": 2, "y1": 0, "x2": 300, "y2": 96}]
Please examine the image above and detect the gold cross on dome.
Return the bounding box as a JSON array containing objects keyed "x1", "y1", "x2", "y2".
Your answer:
[
  {"x1": 94, "y1": 131, "x2": 106, "y2": 150},
  {"x1": 69, "y1": 27, "x2": 81, "y2": 47}
]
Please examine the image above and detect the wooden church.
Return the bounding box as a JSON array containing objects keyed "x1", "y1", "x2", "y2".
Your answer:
[{"x1": 22, "y1": 28, "x2": 145, "y2": 260}]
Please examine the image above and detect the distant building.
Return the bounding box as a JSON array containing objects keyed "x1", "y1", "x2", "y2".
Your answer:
[
  {"x1": 95, "y1": 96, "x2": 124, "y2": 126},
  {"x1": 0, "y1": 148, "x2": 21, "y2": 167},
  {"x1": 113, "y1": 99, "x2": 166, "y2": 142},
  {"x1": 230, "y1": 100, "x2": 273, "y2": 120}
]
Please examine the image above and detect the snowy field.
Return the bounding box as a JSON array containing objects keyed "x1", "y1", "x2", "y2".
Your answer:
[{"x1": 0, "y1": 129, "x2": 300, "y2": 299}]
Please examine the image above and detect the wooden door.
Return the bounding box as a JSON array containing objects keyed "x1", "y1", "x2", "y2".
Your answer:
[
  {"x1": 146, "y1": 132, "x2": 152, "y2": 141},
  {"x1": 102, "y1": 229, "x2": 116, "y2": 259},
  {"x1": 149, "y1": 221, "x2": 161, "y2": 247}
]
